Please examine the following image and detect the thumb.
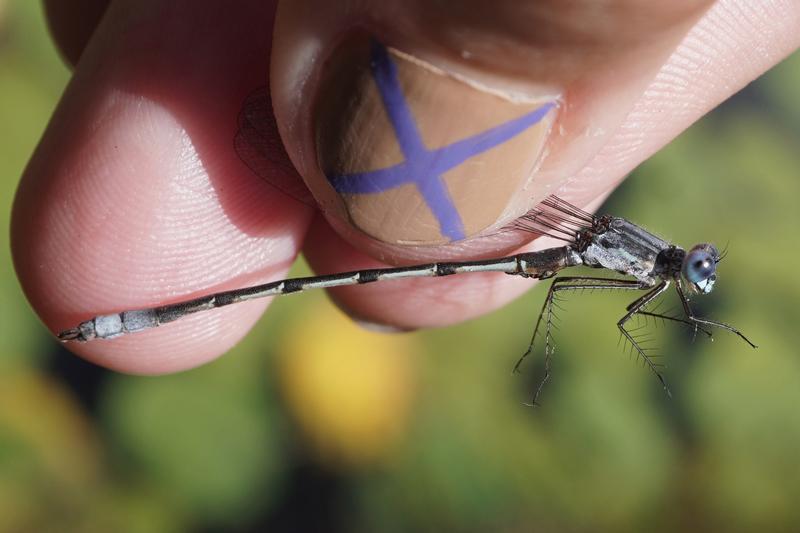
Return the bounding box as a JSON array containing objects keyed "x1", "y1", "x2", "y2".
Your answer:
[{"x1": 270, "y1": 0, "x2": 799, "y2": 252}]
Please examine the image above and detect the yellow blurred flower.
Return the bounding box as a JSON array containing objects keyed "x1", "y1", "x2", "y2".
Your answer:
[{"x1": 277, "y1": 299, "x2": 416, "y2": 467}]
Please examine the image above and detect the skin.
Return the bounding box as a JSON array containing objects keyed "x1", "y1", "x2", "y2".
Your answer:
[{"x1": 12, "y1": 0, "x2": 800, "y2": 373}]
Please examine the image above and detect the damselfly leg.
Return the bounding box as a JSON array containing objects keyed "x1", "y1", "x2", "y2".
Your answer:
[
  {"x1": 616, "y1": 280, "x2": 672, "y2": 398},
  {"x1": 674, "y1": 281, "x2": 757, "y2": 348},
  {"x1": 515, "y1": 276, "x2": 664, "y2": 406},
  {"x1": 633, "y1": 310, "x2": 714, "y2": 341}
]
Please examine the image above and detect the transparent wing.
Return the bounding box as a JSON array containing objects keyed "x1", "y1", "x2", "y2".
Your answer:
[
  {"x1": 508, "y1": 195, "x2": 597, "y2": 243},
  {"x1": 234, "y1": 86, "x2": 316, "y2": 206}
]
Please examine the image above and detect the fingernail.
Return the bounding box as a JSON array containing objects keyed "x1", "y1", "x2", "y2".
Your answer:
[{"x1": 313, "y1": 33, "x2": 558, "y2": 245}]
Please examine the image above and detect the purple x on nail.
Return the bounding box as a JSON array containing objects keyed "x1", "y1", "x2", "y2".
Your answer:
[{"x1": 327, "y1": 40, "x2": 555, "y2": 242}]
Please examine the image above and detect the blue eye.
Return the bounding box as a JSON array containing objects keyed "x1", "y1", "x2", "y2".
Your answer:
[{"x1": 682, "y1": 244, "x2": 719, "y2": 293}]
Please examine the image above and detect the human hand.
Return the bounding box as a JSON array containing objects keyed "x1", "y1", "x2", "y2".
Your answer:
[{"x1": 13, "y1": 0, "x2": 799, "y2": 373}]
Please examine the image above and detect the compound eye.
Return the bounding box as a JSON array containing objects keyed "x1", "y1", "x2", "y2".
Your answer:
[{"x1": 682, "y1": 244, "x2": 718, "y2": 293}]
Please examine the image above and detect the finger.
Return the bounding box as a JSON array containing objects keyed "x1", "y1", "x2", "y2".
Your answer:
[
  {"x1": 12, "y1": 0, "x2": 312, "y2": 373},
  {"x1": 272, "y1": 0, "x2": 719, "y2": 251},
  {"x1": 271, "y1": 0, "x2": 799, "y2": 328},
  {"x1": 43, "y1": 0, "x2": 110, "y2": 67}
]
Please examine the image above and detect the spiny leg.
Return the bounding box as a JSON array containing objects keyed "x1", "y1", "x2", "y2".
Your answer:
[
  {"x1": 674, "y1": 280, "x2": 757, "y2": 348},
  {"x1": 617, "y1": 281, "x2": 673, "y2": 398},
  {"x1": 513, "y1": 278, "x2": 561, "y2": 406},
  {"x1": 514, "y1": 276, "x2": 649, "y2": 406},
  {"x1": 629, "y1": 296, "x2": 713, "y2": 342},
  {"x1": 530, "y1": 284, "x2": 560, "y2": 406},
  {"x1": 513, "y1": 280, "x2": 557, "y2": 375},
  {"x1": 635, "y1": 311, "x2": 714, "y2": 340}
]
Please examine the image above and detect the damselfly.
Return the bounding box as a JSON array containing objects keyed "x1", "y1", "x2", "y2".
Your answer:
[{"x1": 58, "y1": 195, "x2": 756, "y2": 402}]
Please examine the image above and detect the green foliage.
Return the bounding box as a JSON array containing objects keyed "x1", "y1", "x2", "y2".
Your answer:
[{"x1": 102, "y1": 358, "x2": 284, "y2": 527}]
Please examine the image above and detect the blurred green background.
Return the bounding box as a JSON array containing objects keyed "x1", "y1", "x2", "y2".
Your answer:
[{"x1": 2, "y1": 3, "x2": 800, "y2": 532}]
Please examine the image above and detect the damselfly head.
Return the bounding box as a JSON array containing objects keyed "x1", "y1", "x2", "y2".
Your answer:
[{"x1": 682, "y1": 243, "x2": 719, "y2": 294}]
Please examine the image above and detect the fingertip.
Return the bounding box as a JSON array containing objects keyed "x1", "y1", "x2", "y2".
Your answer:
[
  {"x1": 14, "y1": 0, "x2": 310, "y2": 372},
  {"x1": 270, "y1": 0, "x2": 719, "y2": 253}
]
